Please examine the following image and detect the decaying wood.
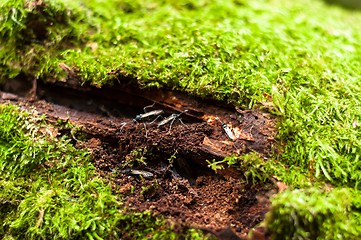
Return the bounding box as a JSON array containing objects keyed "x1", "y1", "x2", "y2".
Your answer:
[{"x1": 1, "y1": 80, "x2": 277, "y2": 170}]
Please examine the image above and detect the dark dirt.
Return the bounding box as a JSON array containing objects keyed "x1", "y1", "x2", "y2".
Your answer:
[{"x1": 0, "y1": 78, "x2": 279, "y2": 239}]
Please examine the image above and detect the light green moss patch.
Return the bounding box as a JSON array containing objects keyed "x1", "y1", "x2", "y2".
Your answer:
[{"x1": 265, "y1": 187, "x2": 361, "y2": 240}]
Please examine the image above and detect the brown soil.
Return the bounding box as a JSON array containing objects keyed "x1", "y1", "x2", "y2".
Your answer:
[{"x1": 0, "y1": 78, "x2": 279, "y2": 239}]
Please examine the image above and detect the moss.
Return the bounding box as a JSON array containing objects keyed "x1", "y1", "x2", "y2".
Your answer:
[
  {"x1": 0, "y1": 0, "x2": 89, "y2": 81},
  {"x1": 2, "y1": 0, "x2": 360, "y2": 102},
  {"x1": 265, "y1": 187, "x2": 361, "y2": 240}
]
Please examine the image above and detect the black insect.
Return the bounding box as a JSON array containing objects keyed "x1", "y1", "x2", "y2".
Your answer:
[
  {"x1": 120, "y1": 103, "x2": 164, "y2": 132},
  {"x1": 133, "y1": 102, "x2": 164, "y2": 122},
  {"x1": 133, "y1": 109, "x2": 164, "y2": 122},
  {"x1": 157, "y1": 110, "x2": 188, "y2": 131},
  {"x1": 122, "y1": 169, "x2": 154, "y2": 179}
]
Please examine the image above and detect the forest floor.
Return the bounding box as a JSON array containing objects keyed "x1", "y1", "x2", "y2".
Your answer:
[
  {"x1": 0, "y1": 77, "x2": 281, "y2": 239},
  {"x1": 1, "y1": 0, "x2": 361, "y2": 239}
]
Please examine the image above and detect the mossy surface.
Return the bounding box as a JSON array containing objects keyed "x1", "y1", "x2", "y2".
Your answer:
[
  {"x1": 265, "y1": 188, "x2": 361, "y2": 240},
  {"x1": 2, "y1": 0, "x2": 361, "y2": 239}
]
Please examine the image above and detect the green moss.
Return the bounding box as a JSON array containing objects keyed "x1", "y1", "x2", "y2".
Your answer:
[
  {"x1": 0, "y1": 0, "x2": 89, "y2": 81},
  {"x1": 276, "y1": 76, "x2": 361, "y2": 188},
  {"x1": 2, "y1": 0, "x2": 360, "y2": 102},
  {"x1": 266, "y1": 187, "x2": 361, "y2": 240}
]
